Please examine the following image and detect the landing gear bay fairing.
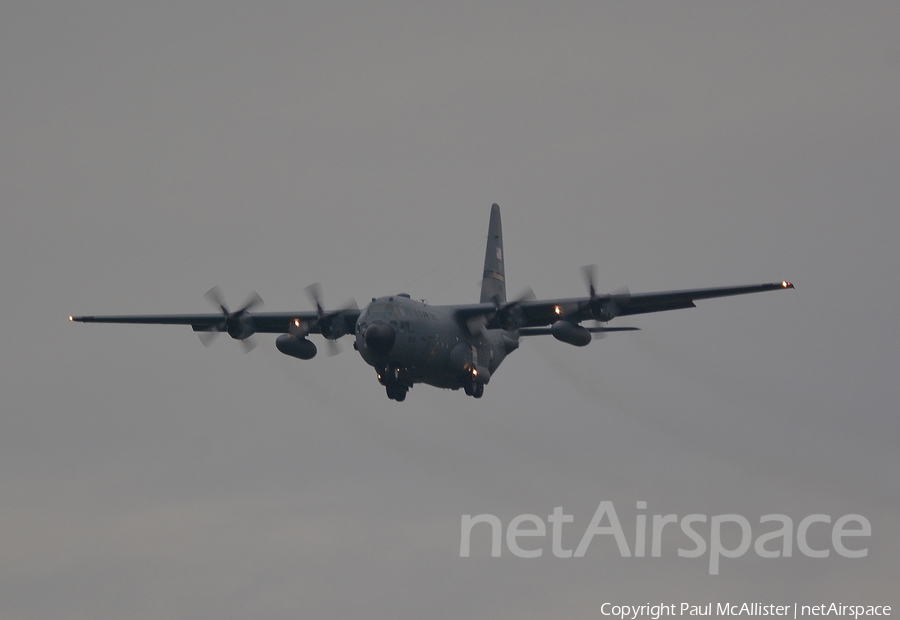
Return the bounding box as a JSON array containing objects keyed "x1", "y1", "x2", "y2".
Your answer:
[{"x1": 71, "y1": 205, "x2": 793, "y2": 401}]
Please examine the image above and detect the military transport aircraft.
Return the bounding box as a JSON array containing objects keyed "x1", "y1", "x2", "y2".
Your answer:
[{"x1": 70, "y1": 204, "x2": 793, "y2": 401}]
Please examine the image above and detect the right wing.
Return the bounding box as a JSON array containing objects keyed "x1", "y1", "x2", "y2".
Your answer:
[{"x1": 453, "y1": 280, "x2": 794, "y2": 331}]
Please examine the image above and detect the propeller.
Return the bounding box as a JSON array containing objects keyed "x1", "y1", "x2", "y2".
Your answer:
[
  {"x1": 305, "y1": 282, "x2": 326, "y2": 316},
  {"x1": 495, "y1": 287, "x2": 535, "y2": 330},
  {"x1": 198, "y1": 286, "x2": 263, "y2": 350},
  {"x1": 579, "y1": 265, "x2": 635, "y2": 340},
  {"x1": 467, "y1": 287, "x2": 535, "y2": 335},
  {"x1": 582, "y1": 264, "x2": 598, "y2": 299},
  {"x1": 305, "y1": 283, "x2": 357, "y2": 356},
  {"x1": 582, "y1": 264, "x2": 630, "y2": 322}
]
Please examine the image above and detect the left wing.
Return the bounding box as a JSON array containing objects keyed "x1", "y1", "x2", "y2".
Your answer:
[
  {"x1": 70, "y1": 309, "x2": 360, "y2": 336},
  {"x1": 454, "y1": 280, "x2": 794, "y2": 331},
  {"x1": 71, "y1": 283, "x2": 361, "y2": 342}
]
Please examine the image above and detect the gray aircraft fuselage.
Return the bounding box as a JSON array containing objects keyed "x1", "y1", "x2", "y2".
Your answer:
[{"x1": 355, "y1": 294, "x2": 517, "y2": 393}]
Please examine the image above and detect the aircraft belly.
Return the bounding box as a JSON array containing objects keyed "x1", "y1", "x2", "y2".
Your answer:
[
  {"x1": 402, "y1": 315, "x2": 467, "y2": 389},
  {"x1": 413, "y1": 332, "x2": 452, "y2": 384}
]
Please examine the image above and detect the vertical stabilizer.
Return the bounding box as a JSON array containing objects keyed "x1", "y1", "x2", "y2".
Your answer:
[{"x1": 480, "y1": 204, "x2": 506, "y2": 304}]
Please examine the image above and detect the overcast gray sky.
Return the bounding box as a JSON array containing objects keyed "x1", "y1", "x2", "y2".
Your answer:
[{"x1": 2, "y1": 1, "x2": 899, "y2": 618}]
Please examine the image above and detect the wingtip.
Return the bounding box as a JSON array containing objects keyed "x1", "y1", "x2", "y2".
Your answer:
[{"x1": 781, "y1": 280, "x2": 794, "y2": 289}]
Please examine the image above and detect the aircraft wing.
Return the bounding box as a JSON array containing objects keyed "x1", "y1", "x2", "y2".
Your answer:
[
  {"x1": 70, "y1": 309, "x2": 361, "y2": 335},
  {"x1": 454, "y1": 281, "x2": 793, "y2": 330}
]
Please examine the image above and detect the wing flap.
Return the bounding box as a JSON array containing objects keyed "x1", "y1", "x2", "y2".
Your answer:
[
  {"x1": 72, "y1": 314, "x2": 221, "y2": 326},
  {"x1": 518, "y1": 325, "x2": 639, "y2": 336}
]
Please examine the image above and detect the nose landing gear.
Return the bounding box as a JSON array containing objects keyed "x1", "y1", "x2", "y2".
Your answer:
[
  {"x1": 385, "y1": 382, "x2": 407, "y2": 401},
  {"x1": 377, "y1": 366, "x2": 409, "y2": 402}
]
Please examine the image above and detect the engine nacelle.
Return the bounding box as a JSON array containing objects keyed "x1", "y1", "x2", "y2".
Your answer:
[
  {"x1": 322, "y1": 316, "x2": 351, "y2": 340},
  {"x1": 591, "y1": 303, "x2": 613, "y2": 322},
  {"x1": 227, "y1": 315, "x2": 256, "y2": 340},
  {"x1": 590, "y1": 293, "x2": 629, "y2": 322},
  {"x1": 550, "y1": 320, "x2": 592, "y2": 347},
  {"x1": 496, "y1": 305, "x2": 526, "y2": 331},
  {"x1": 276, "y1": 334, "x2": 318, "y2": 360}
]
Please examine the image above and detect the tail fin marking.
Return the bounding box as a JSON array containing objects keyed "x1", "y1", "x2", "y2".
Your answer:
[{"x1": 480, "y1": 203, "x2": 506, "y2": 304}]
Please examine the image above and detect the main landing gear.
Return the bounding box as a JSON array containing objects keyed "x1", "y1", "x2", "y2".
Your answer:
[{"x1": 462, "y1": 377, "x2": 484, "y2": 399}]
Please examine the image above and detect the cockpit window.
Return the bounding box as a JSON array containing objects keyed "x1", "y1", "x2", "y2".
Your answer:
[{"x1": 364, "y1": 303, "x2": 399, "y2": 318}]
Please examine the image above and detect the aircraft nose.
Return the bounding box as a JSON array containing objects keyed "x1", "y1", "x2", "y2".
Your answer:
[{"x1": 364, "y1": 322, "x2": 395, "y2": 357}]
